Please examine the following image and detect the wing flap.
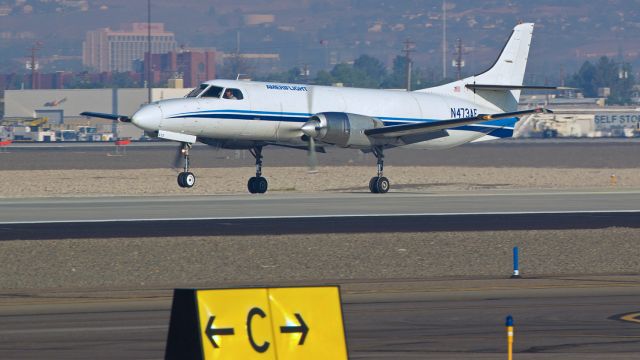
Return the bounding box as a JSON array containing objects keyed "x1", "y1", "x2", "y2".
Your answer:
[
  {"x1": 466, "y1": 84, "x2": 574, "y2": 91},
  {"x1": 365, "y1": 108, "x2": 551, "y2": 138}
]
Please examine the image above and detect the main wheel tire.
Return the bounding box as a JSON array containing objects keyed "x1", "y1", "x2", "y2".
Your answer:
[
  {"x1": 247, "y1": 176, "x2": 258, "y2": 194},
  {"x1": 177, "y1": 172, "x2": 186, "y2": 188},
  {"x1": 183, "y1": 172, "x2": 196, "y2": 188},
  {"x1": 375, "y1": 176, "x2": 390, "y2": 194},
  {"x1": 369, "y1": 176, "x2": 379, "y2": 193},
  {"x1": 255, "y1": 177, "x2": 268, "y2": 194}
]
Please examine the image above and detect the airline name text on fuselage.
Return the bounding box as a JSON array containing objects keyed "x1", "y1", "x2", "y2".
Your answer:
[{"x1": 266, "y1": 84, "x2": 308, "y2": 91}]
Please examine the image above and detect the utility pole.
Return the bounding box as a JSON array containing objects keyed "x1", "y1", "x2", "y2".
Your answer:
[
  {"x1": 442, "y1": 0, "x2": 447, "y2": 80},
  {"x1": 29, "y1": 41, "x2": 43, "y2": 90},
  {"x1": 452, "y1": 38, "x2": 466, "y2": 80},
  {"x1": 402, "y1": 39, "x2": 415, "y2": 91},
  {"x1": 301, "y1": 64, "x2": 310, "y2": 83},
  {"x1": 147, "y1": 0, "x2": 152, "y2": 104},
  {"x1": 236, "y1": 31, "x2": 240, "y2": 55}
]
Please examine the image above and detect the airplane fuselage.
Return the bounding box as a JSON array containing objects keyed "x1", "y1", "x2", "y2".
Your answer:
[{"x1": 134, "y1": 79, "x2": 518, "y2": 150}]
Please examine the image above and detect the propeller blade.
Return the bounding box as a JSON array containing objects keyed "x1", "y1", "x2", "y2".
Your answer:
[
  {"x1": 307, "y1": 136, "x2": 318, "y2": 173},
  {"x1": 172, "y1": 144, "x2": 183, "y2": 169}
]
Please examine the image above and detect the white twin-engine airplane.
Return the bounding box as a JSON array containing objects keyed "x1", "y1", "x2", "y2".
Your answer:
[{"x1": 83, "y1": 23, "x2": 552, "y2": 194}]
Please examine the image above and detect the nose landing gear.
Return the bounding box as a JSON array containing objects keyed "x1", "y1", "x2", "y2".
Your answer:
[{"x1": 177, "y1": 143, "x2": 195, "y2": 188}]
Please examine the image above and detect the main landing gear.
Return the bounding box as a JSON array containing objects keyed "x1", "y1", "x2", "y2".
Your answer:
[
  {"x1": 177, "y1": 143, "x2": 196, "y2": 188},
  {"x1": 247, "y1": 146, "x2": 268, "y2": 194},
  {"x1": 369, "y1": 146, "x2": 390, "y2": 194}
]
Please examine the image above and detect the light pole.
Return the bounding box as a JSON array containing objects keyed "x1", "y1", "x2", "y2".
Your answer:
[{"x1": 147, "y1": 0, "x2": 152, "y2": 104}]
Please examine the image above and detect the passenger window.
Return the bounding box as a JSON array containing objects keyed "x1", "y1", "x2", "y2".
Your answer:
[
  {"x1": 222, "y1": 88, "x2": 244, "y2": 100},
  {"x1": 200, "y1": 86, "x2": 224, "y2": 98}
]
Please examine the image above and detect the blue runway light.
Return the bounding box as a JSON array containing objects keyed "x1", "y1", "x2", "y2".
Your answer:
[
  {"x1": 511, "y1": 246, "x2": 521, "y2": 278},
  {"x1": 506, "y1": 315, "x2": 514, "y2": 327}
]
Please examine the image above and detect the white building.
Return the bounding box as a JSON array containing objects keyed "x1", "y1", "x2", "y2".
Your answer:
[{"x1": 82, "y1": 23, "x2": 177, "y2": 72}]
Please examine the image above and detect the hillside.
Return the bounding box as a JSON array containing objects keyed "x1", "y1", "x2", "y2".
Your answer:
[{"x1": 0, "y1": 0, "x2": 638, "y2": 82}]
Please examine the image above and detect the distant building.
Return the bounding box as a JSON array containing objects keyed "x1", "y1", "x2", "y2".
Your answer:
[
  {"x1": 82, "y1": 23, "x2": 177, "y2": 72},
  {"x1": 3, "y1": 88, "x2": 191, "y2": 140},
  {"x1": 142, "y1": 49, "x2": 216, "y2": 88}
]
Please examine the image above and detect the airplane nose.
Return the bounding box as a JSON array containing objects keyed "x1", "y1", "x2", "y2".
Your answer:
[{"x1": 131, "y1": 104, "x2": 162, "y2": 131}]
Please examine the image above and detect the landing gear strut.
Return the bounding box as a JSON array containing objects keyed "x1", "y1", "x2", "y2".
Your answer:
[
  {"x1": 247, "y1": 146, "x2": 268, "y2": 194},
  {"x1": 177, "y1": 143, "x2": 196, "y2": 188},
  {"x1": 369, "y1": 146, "x2": 390, "y2": 194}
]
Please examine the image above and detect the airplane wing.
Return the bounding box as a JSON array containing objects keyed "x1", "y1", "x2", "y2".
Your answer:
[
  {"x1": 364, "y1": 108, "x2": 551, "y2": 138},
  {"x1": 80, "y1": 111, "x2": 131, "y2": 122}
]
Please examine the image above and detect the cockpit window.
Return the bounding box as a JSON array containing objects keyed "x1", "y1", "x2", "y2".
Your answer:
[
  {"x1": 201, "y1": 86, "x2": 224, "y2": 98},
  {"x1": 222, "y1": 88, "x2": 244, "y2": 100},
  {"x1": 185, "y1": 84, "x2": 208, "y2": 98}
]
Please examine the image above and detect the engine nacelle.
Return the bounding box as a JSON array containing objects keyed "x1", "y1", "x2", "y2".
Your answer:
[{"x1": 310, "y1": 112, "x2": 384, "y2": 148}]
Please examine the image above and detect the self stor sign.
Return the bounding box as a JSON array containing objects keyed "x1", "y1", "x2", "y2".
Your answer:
[
  {"x1": 594, "y1": 113, "x2": 640, "y2": 129},
  {"x1": 165, "y1": 286, "x2": 348, "y2": 360}
]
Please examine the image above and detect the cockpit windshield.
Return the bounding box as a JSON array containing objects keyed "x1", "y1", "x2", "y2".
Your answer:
[{"x1": 185, "y1": 84, "x2": 208, "y2": 98}]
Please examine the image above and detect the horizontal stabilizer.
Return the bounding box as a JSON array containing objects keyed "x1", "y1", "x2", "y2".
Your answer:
[
  {"x1": 365, "y1": 108, "x2": 552, "y2": 138},
  {"x1": 80, "y1": 111, "x2": 131, "y2": 122},
  {"x1": 466, "y1": 84, "x2": 575, "y2": 91}
]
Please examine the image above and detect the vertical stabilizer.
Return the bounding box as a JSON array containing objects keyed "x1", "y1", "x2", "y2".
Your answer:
[
  {"x1": 474, "y1": 22, "x2": 534, "y2": 86},
  {"x1": 417, "y1": 23, "x2": 535, "y2": 112}
]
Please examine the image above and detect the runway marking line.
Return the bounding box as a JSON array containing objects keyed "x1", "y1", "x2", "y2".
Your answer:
[
  {"x1": 345, "y1": 281, "x2": 640, "y2": 297},
  {"x1": 2, "y1": 209, "x2": 640, "y2": 225},
  {"x1": 615, "y1": 312, "x2": 640, "y2": 325},
  {"x1": 3, "y1": 189, "x2": 640, "y2": 205},
  {"x1": 0, "y1": 325, "x2": 167, "y2": 336}
]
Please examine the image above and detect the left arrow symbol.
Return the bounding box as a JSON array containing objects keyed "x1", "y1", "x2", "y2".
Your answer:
[{"x1": 205, "y1": 316, "x2": 235, "y2": 348}]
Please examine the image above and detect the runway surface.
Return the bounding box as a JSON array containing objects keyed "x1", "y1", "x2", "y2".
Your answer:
[
  {"x1": 3, "y1": 140, "x2": 640, "y2": 358},
  {"x1": 3, "y1": 139, "x2": 640, "y2": 170},
  {"x1": 2, "y1": 277, "x2": 640, "y2": 359},
  {"x1": 2, "y1": 190, "x2": 640, "y2": 239}
]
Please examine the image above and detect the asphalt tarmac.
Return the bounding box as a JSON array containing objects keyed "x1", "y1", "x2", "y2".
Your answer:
[
  {"x1": 2, "y1": 190, "x2": 640, "y2": 240},
  {"x1": 3, "y1": 190, "x2": 640, "y2": 222},
  {"x1": 3, "y1": 139, "x2": 640, "y2": 358},
  {"x1": 2, "y1": 277, "x2": 640, "y2": 359},
  {"x1": 3, "y1": 138, "x2": 640, "y2": 170}
]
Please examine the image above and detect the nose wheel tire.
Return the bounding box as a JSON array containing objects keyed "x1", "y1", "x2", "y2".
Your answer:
[
  {"x1": 178, "y1": 172, "x2": 196, "y2": 188},
  {"x1": 248, "y1": 176, "x2": 268, "y2": 194},
  {"x1": 369, "y1": 176, "x2": 389, "y2": 194}
]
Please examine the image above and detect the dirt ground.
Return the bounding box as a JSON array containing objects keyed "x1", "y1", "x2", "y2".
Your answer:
[{"x1": 0, "y1": 166, "x2": 635, "y2": 198}]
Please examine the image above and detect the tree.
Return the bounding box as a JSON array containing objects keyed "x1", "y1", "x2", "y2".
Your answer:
[
  {"x1": 381, "y1": 55, "x2": 407, "y2": 89},
  {"x1": 314, "y1": 70, "x2": 334, "y2": 85},
  {"x1": 381, "y1": 55, "x2": 430, "y2": 90},
  {"x1": 568, "y1": 56, "x2": 636, "y2": 104},
  {"x1": 257, "y1": 67, "x2": 305, "y2": 83},
  {"x1": 353, "y1": 55, "x2": 387, "y2": 85},
  {"x1": 570, "y1": 61, "x2": 597, "y2": 97}
]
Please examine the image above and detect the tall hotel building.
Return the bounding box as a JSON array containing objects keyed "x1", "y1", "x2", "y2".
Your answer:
[{"x1": 82, "y1": 23, "x2": 177, "y2": 72}]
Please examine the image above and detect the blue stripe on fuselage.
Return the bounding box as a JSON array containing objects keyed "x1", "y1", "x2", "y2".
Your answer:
[{"x1": 168, "y1": 110, "x2": 517, "y2": 137}]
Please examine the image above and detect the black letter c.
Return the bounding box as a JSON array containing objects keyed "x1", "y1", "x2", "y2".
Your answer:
[{"x1": 247, "y1": 307, "x2": 270, "y2": 353}]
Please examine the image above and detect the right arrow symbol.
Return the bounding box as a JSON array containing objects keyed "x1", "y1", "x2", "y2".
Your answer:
[
  {"x1": 280, "y1": 313, "x2": 309, "y2": 345},
  {"x1": 205, "y1": 316, "x2": 235, "y2": 348}
]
